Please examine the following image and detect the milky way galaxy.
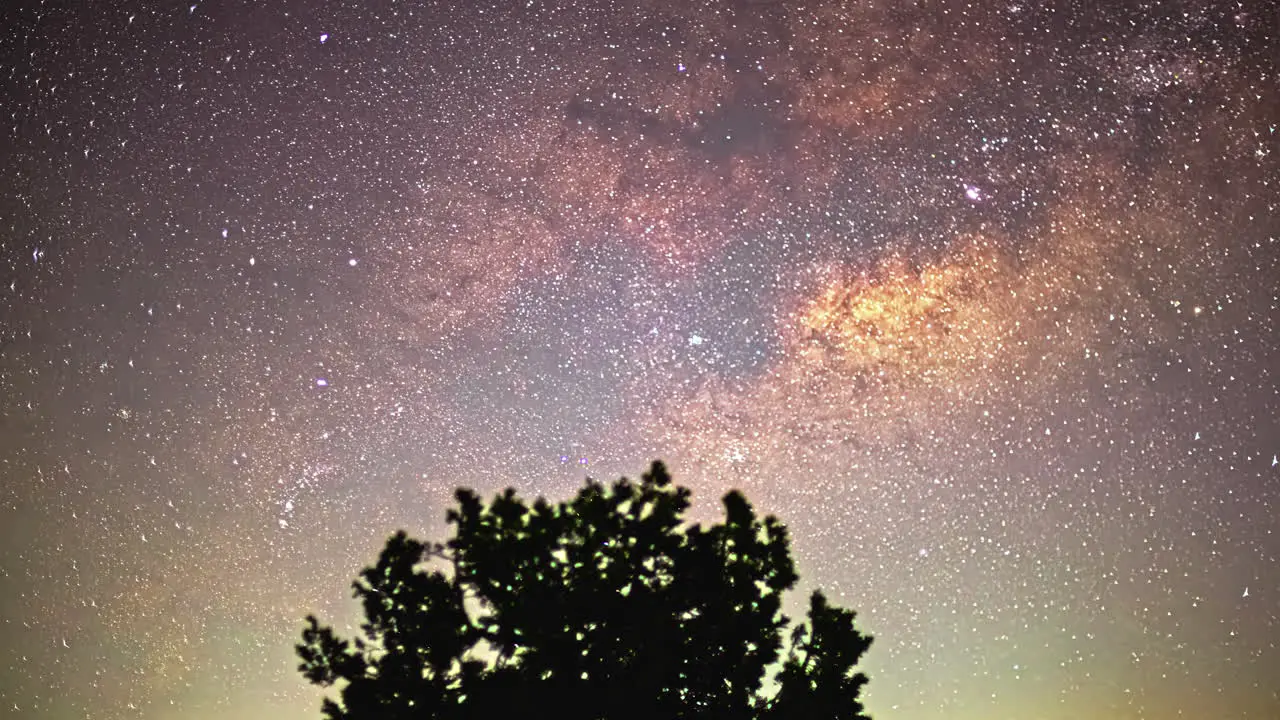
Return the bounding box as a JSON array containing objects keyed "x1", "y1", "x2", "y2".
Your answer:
[{"x1": 2, "y1": 1, "x2": 1277, "y2": 719}]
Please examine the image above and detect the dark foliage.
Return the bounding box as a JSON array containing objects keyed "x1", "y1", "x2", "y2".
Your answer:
[{"x1": 298, "y1": 461, "x2": 874, "y2": 720}]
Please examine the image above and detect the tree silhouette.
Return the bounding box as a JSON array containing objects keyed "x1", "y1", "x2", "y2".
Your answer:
[{"x1": 298, "y1": 461, "x2": 873, "y2": 720}]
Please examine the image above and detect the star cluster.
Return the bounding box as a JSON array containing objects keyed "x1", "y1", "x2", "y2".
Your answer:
[{"x1": 1, "y1": 1, "x2": 1277, "y2": 719}]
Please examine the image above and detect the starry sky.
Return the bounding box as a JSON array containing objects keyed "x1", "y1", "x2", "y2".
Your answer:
[{"x1": 1, "y1": 0, "x2": 1277, "y2": 718}]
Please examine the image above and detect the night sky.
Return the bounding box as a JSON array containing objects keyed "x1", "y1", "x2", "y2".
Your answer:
[{"x1": 2, "y1": 1, "x2": 1278, "y2": 718}]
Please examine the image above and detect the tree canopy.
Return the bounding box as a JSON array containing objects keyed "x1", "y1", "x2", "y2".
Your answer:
[{"x1": 297, "y1": 461, "x2": 874, "y2": 720}]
